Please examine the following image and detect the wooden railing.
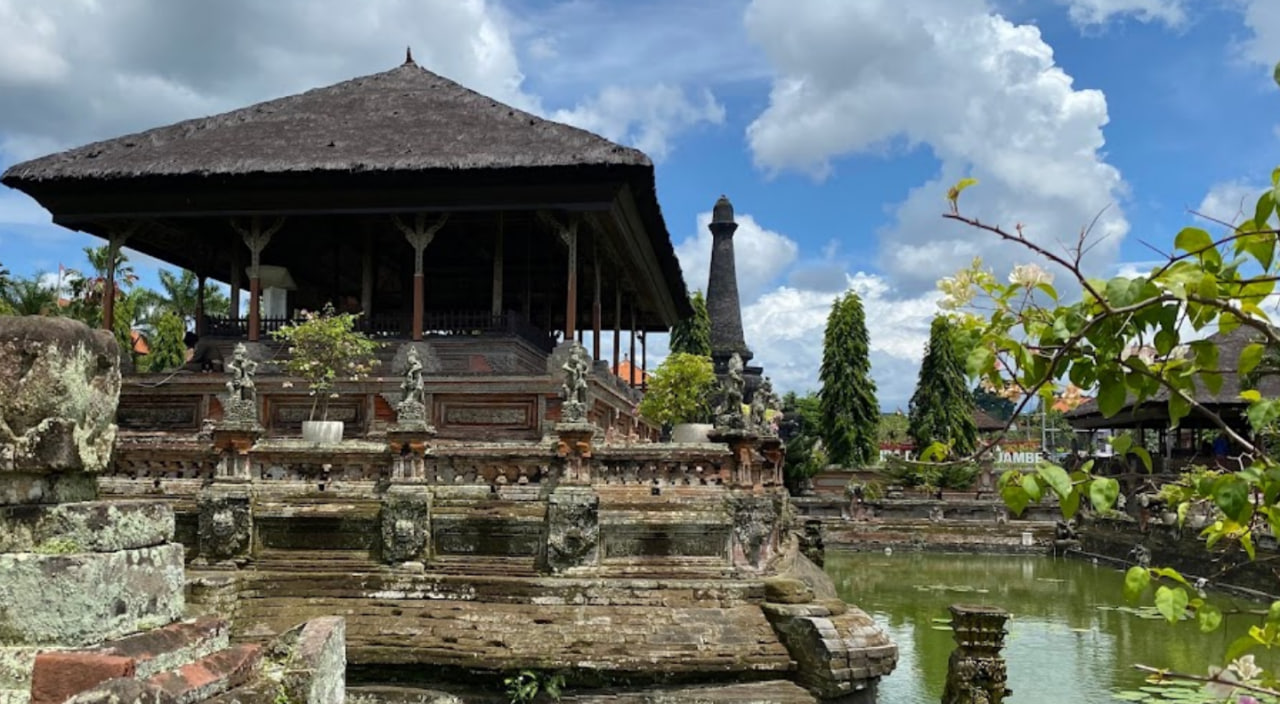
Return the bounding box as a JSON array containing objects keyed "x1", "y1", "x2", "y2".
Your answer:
[{"x1": 201, "y1": 310, "x2": 555, "y2": 352}]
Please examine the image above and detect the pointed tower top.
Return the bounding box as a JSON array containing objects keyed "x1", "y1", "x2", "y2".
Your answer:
[
  {"x1": 712, "y1": 194, "x2": 735, "y2": 225},
  {"x1": 404, "y1": 46, "x2": 416, "y2": 65}
]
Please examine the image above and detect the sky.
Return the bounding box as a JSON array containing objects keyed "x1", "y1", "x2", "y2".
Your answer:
[{"x1": 0, "y1": 0, "x2": 1277, "y2": 410}]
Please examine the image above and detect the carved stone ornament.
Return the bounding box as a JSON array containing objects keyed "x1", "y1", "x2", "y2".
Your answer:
[
  {"x1": 714, "y1": 352, "x2": 746, "y2": 431},
  {"x1": 728, "y1": 493, "x2": 779, "y2": 569},
  {"x1": 543, "y1": 489, "x2": 599, "y2": 574},
  {"x1": 221, "y1": 343, "x2": 260, "y2": 427},
  {"x1": 942, "y1": 604, "x2": 1011, "y2": 704},
  {"x1": 395, "y1": 346, "x2": 429, "y2": 427},
  {"x1": 197, "y1": 490, "x2": 252, "y2": 562},
  {"x1": 559, "y1": 342, "x2": 591, "y2": 423},
  {"x1": 381, "y1": 487, "x2": 430, "y2": 563}
]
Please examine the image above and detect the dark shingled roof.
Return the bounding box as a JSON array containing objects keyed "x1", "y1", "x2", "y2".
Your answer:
[{"x1": 2, "y1": 61, "x2": 649, "y2": 182}]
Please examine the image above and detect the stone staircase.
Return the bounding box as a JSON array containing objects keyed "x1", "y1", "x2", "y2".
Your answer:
[{"x1": 26, "y1": 616, "x2": 262, "y2": 704}]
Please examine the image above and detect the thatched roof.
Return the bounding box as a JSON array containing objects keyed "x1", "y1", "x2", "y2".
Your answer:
[
  {"x1": 1067, "y1": 325, "x2": 1280, "y2": 429},
  {"x1": 2, "y1": 60, "x2": 648, "y2": 182},
  {"x1": 973, "y1": 408, "x2": 1007, "y2": 432}
]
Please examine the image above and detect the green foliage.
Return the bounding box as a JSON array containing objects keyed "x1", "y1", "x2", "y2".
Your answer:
[
  {"x1": 944, "y1": 162, "x2": 1280, "y2": 681},
  {"x1": 778, "y1": 391, "x2": 825, "y2": 484},
  {"x1": 272, "y1": 304, "x2": 380, "y2": 421},
  {"x1": 637, "y1": 352, "x2": 715, "y2": 425},
  {"x1": 503, "y1": 670, "x2": 564, "y2": 703},
  {"x1": 1, "y1": 275, "x2": 57, "y2": 315},
  {"x1": 908, "y1": 317, "x2": 977, "y2": 458},
  {"x1": 818, "y1": 291, "x2": 880, "y2": 467},
  {"x1": 153, "y1": 269, "x2": 230, "y2": 327},
  {"x1": 883, "y1": 456, "x2": 978, "y2": 490},
  {"x1": 140, "y1": 312, "x2": 188, "y2": 372},
  {"x1": 877, "y1": 412, "x2": 909, "y2": 444},
  {"x1": 973, "y1": 385, "x2": 1016, "y2": 422},
  {"x1": 669, "y1": 290, "x2": 712, "y2": 357}
]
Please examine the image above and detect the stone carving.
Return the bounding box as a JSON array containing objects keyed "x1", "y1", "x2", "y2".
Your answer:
[
  {"x1": 543, "y1": 488, "x2": 599, "y2": 573},
  {"x1": 222, "y1": 343, "x2": 259, "y2": 426},
  {"x1": 197, "y1": 489, "x2": 252, "y2": 562},
  {"x1": 381, "y1": 487, "x2": 430, "y2": 563},
  {"x1": 0, "y1": 317, "x2": 120, "y2": 474},
  {"x1": 750, "y1": 377, "x2": 782, "y2": 435},
  {"x1": 942, "y1": 604, "x2": 1011, "y2": 704},
  {"x1": 1130, "y1": 543, "x2": 1152, "y2": 568},
  {"x1": 714, "y1": 353, "x2": 746, "y2": 431},
  {"x1": 728, "y1": 494, "x2": 779, "y2": 569},
  {"x1": 560, "y1": 342, "x2": 591, "y2": 423},
  {"x1": 394, "y1": 347, "x2": 430, "y2": 427}
]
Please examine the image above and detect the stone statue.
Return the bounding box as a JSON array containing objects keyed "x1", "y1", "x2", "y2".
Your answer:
[
  {"x1": 560, "y1": 343, "x2": 591, "y2": 423},
  {"x1": 400, "y1": 347, "x2": 425, "y2": 407},
  {"x1": 225, "y1": 343, "x2": 258, "y2": 403},
  {"x1": 714, "y1": 352, "x2": 746, "y2": 430},
  {"x1": 753, "y1": 377, "x2": 782, "y2": 435}
]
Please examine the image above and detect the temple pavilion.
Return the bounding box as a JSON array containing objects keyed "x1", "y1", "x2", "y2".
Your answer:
[{"x1": 2, "y1": 55, "x2": 692, "y2": 439}]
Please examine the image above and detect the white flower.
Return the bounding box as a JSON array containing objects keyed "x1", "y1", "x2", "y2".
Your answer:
[
  {"x1": 1229, "y1": 654, "x2": 1263, "y2": 681},
  {"x1": 1009, "y1": 263, "x2": 1053, "y2": 288}
]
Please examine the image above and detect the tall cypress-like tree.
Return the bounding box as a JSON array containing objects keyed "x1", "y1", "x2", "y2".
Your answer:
[
  {"x1": 908, "y1": 316, "x2": 977, "y2": 457},
  {"x1": 669, "y1": 290, "x2": 712, "y2": 357},
  {"x1": 818, "y1": 291, "x2": 879, "y2": 467}
]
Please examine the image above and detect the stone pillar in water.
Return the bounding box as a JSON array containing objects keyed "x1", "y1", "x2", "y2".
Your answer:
[{"x1": 942, "y1": 604, "x2": 1011, "y2": 704}]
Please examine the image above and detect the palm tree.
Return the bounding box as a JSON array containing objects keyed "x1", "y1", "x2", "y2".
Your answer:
[
  {"x1": 153, "y1": 269, "x2": 229, "y2": 327},
  {"x1": 3, "y1": 275, "x2": 58, "y2": 315},
  {"x1": 0, "y1": 262, "x2": 12, "y2": 314}
]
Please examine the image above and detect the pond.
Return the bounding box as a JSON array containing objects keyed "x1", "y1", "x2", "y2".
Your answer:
[{"x1": 826, "y1": 551, "x2": 1279, "y2": 703}]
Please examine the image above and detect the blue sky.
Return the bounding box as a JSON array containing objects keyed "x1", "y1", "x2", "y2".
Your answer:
[{"x1": 0, "y1": 0, "x2": 1276, "y2": 409}]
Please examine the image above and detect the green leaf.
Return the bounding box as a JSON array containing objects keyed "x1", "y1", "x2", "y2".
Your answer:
[
  {"x1": 1168, "y1": 393, "x2": 1191, "y2": 427},
  {"x1": 1131, "y1": 446, "x2": 1153, "y2": 473},
  {"x1": 1226, "y1": 634, "x2": 1258, "y2": 663},
  {"x1": 1242, "y1": 389, "x2": 1263, "y2": 402},
  {"x1": 1001, "y1": 484, "x2": 1030, "y2": 516},
  {"x1": 1240, "y1": 343, "x2": 1266, "y2": 376},
  {"x1": 1214, "y1": 477, "x2": 1251, "y2": 523},
  {"x1": 1154, "y1": 585, "x2": 1188, "y2": 624},
  {"x1": 1256, "y1": 190, "x2": 1276, "y2": 228},
  {"x1": 1266, "y1": 600, "x2": 1280, "y2": 624},
  {"x1": 1089, "y1": 477, "x2": 1119, "y2": 512},
  {"x1": 1097, "y1": 376, "x2": 1127, "y2": 418},
  {"x1": 1110, "y1": 433, "x2": 1133, "y2": 456},
  {"x1": 1037, "y1": 462, "x2": 1072, "y2": 499},
  {"x1": 1243, "y1": 531, "x2": 1257, "y2": 561},
  {"x1": 1021, "y1": 474, "x2": 1043, "y2": 502},
  {"x1": 1123, "y1": 566, "x2": 1150, "y2": 603},
  {"x1": 1060, "y1": 487, "x2": 1081, "y2": 519},
  {"x1": 1174, "y1": 227, "x2": 1213, "y2": 256},
  {"x1": 1152, "y1": 567, "x2": 1191, "y2": 588},
  {"x1": 1197, "y1": 602, "x2": 1223, "y2": 632}
]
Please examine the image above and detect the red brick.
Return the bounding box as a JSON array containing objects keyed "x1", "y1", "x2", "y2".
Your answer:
[{"x1": 30, "y1": 652, "x2": 136, "y2": 704}]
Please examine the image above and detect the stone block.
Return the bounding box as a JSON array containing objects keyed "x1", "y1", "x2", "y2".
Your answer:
[
  {"x1": 0, "y1": 317, "x2": 120, "y2": 479},
  {"x1": 146, "y1": 644, "x2": 261, "y2": 704},
  {"x1": 270, "y1": 617, "x2": 346, "y2": 704},
  {"x1": 380, "y1": 486, "x2": 431, "y2": 564},
  {"x1": 0, "y1": 544, "x2": 185, "y2": 647},
  {"x1": 542, "y1": 487, "x2": 599, "y2": 573},
  {"x1": 196, "y1": 487, "x2": 252, "y2": 563},
  {"x1": 0, "y1": 501, "x2": 174, "y2": 553},
  {"x1": 29, "y1": 652, "x2": 135, "y2": 704},
  {"x1": 65, "y1": 678, "x2": 173, "y2": 704},
  {"x1": 764, "y1": 577, "x2": 814, "y2": 604},
  {"x1": 0, "y1": 474, "x2": 96, "y2": 508}
]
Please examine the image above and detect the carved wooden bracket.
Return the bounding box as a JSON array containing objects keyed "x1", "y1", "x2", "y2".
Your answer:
[
  {"x1": 393, "y1": 213, "x2": 450, "y2": 275},
  {"x1": 230, "y1": 216, "x2": 286, "y2": 276}
]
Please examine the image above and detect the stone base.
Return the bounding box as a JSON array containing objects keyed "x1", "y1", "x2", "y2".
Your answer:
[
  {"x1": 764, "y1": 602, "x2": 897, "y2": 701},
  {"x1": 0, "y1": 473, "x2": 96, "y2": 507},
  {"x1": 0, "y1": 543, "x2": 185, "y2": 647},
  {"x1": 0, "y1": 501, "x2": 173, "y2": 553}
]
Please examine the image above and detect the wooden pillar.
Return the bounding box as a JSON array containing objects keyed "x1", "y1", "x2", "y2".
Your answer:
[
  {"x1": 232, "y1": 216, "x2": 284, "y2": 342},
  {"x1": 592, "y1": 239, "x2": 601, "y2": 360},
  {"x1": 361, "y1": 225, "x2": 374, "y2": 318},
  {"x1": 613, "y1": 287, "x2": 621, "y2": 377},
  {"x1": 640, "y1": 330, "x2": 647, "y2": 391},
  {"x1": 101, "y1": 225, "x2": 134, "y2": 331},
  {"x1": 492, "y1": 215, "x2": 504, "y2": 318},
  {"x1": 229, "y1": 234, "x2": 241, "y2": 321},
  {"x1": 629, "y1": 304, "x2": 636, "y2": 388},
  {"x1": 562, "y1": 221, "x2": 579, "y2": 341},
  {"x1": 195, "y1": 274, "x2": 207, "y2": 336},
  {"x1": 394, "y1": 213, "x2": 450, "y2": 341}
]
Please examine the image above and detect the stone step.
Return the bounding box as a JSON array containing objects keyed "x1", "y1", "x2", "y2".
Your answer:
[
  {"x1": 145, "y1": 644, "x2": 262, "y2": 704},
  {"x1": 28, "y1": 617, "x2": 230, "y2": 704}
]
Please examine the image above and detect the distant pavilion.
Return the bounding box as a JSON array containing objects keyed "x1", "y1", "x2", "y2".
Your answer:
[{"x1": 1, "y1": 55, "x2": 694, "y2": 440}]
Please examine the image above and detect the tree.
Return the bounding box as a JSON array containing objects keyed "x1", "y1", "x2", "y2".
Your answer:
[
  {"x1": 778, "y1": 391, "x2": 825, "y2": 490},
  {"x1": 0, "y1": 261, "x2": 11, "y2": 314},
  {"x1": 272, "y1": 304, "x2": 380, "y2": 421},
  {"x1": 2, "y1": 275, "x2": 57, "y2": 316},
  {"x1": 942, "y1": 153, "x2": 1280, "y2": 690},
  {"x1": 637, "y1": 352, "x2": 716, "y2": 426},
  {"x1": 669, "y1": 290, "x2": 712, "y2": 357},
  {"x1": 153, "y1": 269, "x2": 230, "y2": 328},
  {"x1": 908, "y1": 316, "x2": 977, "y2": 458},
  {"x1": 139, "y1": 312, "x2": 187, "y2": 372},
  {"x1": 818, "y1": 291, "x2": 880, "y2": 467}
]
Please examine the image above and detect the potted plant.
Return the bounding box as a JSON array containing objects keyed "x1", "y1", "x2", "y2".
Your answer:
[
  {"x1": 637, "y1": 353, "x2": 716, "y2": 442},
  {"x1": 272, "y1": 304, "x2": 379, "y2": 443}
]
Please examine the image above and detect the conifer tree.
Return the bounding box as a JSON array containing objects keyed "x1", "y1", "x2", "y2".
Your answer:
[
  {"x1": 818, "y1": 291, "x2": 879, "y2": 466},
  {"x1": 908, "y1": 316, "x2": 977, "y2": 457},
  {"x1": 141, "y1": 312, "x2": 188, "y2": 372},
  {"x1": 669, "y1": 290, "x2": 712, "y2": 357}
]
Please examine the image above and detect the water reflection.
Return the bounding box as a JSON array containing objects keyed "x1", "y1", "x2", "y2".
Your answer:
[{"x1": 826, "y1": 551, "x2": 1278, "y2": 704}]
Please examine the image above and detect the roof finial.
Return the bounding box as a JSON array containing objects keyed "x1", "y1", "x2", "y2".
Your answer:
[{"x1": 404, "y1": 46, "x2": 415, "y2": 66}]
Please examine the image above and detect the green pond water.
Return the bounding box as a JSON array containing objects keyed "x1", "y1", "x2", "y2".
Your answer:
[{"x1": 826, "y1": 550, "x2": 1280, "y2": 703}]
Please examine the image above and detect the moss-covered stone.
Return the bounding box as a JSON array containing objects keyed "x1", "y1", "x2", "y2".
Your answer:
[{"x1": 0, "y1": 501, "x2": 174, "y2": 553}]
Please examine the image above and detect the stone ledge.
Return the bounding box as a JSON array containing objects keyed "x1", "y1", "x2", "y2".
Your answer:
[
  {"x1": 0, "y1": 543, "x2": 185, "y2": 646},
  {"x1": 0, "y1": 501, "x2": 174, "y2": 553}
]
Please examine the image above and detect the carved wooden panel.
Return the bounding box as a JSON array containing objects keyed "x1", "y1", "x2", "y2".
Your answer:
[
  {"x1": 266, "y1": 396, "x2": 366, "y2": 435},
  {"x1": 433, "y1": 394, "x2": 538, "y2": 439},
  {"x1": 117, "y1": 396, "x2": 202, "y2": 431}
]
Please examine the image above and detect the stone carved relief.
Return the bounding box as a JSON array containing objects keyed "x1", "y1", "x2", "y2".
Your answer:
[
  {"x1": 559, "y1": 343, "x2": 591, "y2": 424},
  {"x1": 714, "y1": 353, "x2": 747, "y2": 431},
  {"x1": 221, "y1": 343, "x2": 259, "y2": 426},
  {"x1": 380, "y1": 489, "x2": 430, "y2": 563},
  {"x1": 393, "y1": 347, "x2": 432, "y2": 429},
  {"x1": 197, "y1": 491, "x2": 252, "y2": 562},
  {"x1": 727, "y1": 494, "x2": 779, "y2": 568},
  {"x1": 543, "y1": 490, "x2": 599, "y2": 573}
]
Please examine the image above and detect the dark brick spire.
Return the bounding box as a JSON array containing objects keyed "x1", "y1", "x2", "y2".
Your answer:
[{"x1": 706, "y1": 195, "x2": 752, "y2": 371}]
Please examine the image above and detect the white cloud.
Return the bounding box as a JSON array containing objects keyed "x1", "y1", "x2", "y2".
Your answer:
[
  {"x1": 743, "y1": 0, "x2": 1129, "y2": 294},
  {"x1": 1238, "y1": 0, "x2": 1280, "y2": 72},
  {"x1": 1057, "y1": 0, "x2": 1187, "y2": 27},
  {"x1": 552, "y1": 85, "x2": 725, "y2": 161},
  {"x1": 674, "y1": 211, "x2": 799, "y2": 302},
  {"x1": 1197, "y1": 180, "x2": 1265, "y2": 228}
]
